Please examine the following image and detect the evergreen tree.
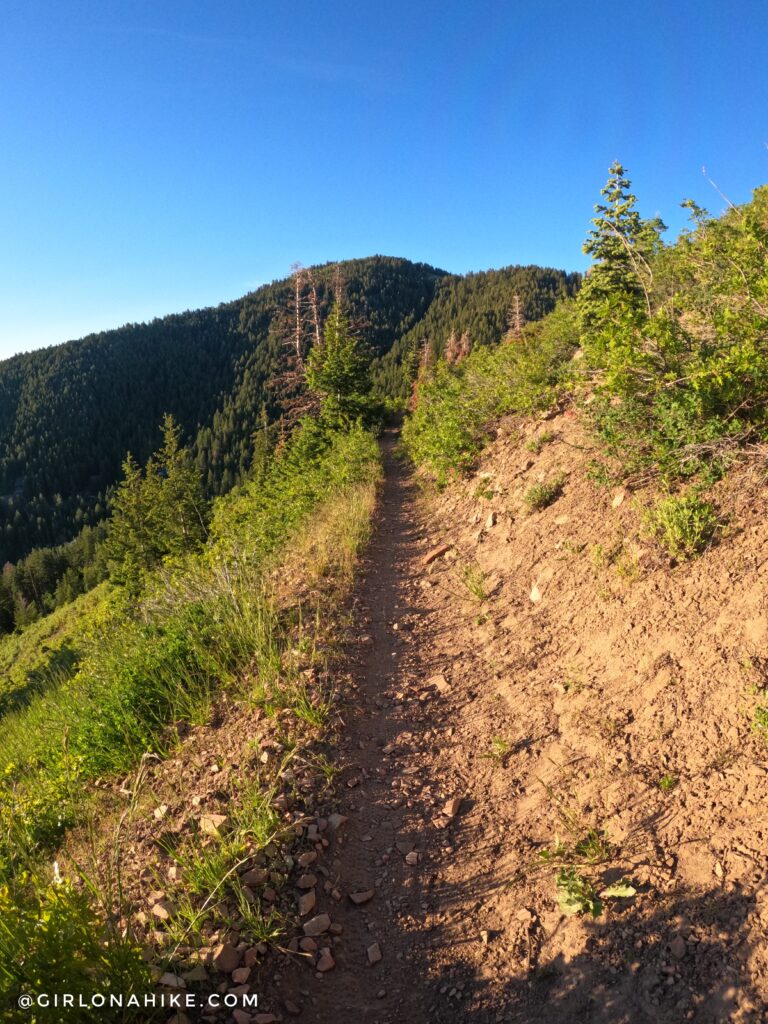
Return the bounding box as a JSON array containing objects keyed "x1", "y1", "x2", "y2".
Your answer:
[
  {"x1": 578, "y1": 162, "x2": 665, "y2": 328},
  {"x1": 305, "y1": 302, "x2": 373, "y2": 426},
  {"x1": 105, "y1": 416, "x2": 209, "y2": 591}
]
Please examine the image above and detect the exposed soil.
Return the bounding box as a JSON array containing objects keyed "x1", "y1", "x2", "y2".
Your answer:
[
  {"x1": 72, "y1": 416, "x2": 767, "y2": 1023},
  {"x1": 271, "y1": 418, "x2": 768, "y2": 1024}
]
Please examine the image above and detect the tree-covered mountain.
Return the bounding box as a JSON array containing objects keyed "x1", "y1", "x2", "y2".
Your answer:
[
  {"x1": 372, "y1": 264, "x2": 581, "y2": 398},
  {"x1": 0, "y1": 257, "x2": 578, "y2": 567},
  {"x1": 0, "y1": 257, "x2": 446, "y2": 563}
]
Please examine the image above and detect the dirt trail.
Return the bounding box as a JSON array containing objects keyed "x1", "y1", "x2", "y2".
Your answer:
[
  {"x1": 278, "y1": 433, "x2": 507, "y2": 1022},
  {"x1": 275, "y1": 423, "x2": 768, "y2": 1024}
]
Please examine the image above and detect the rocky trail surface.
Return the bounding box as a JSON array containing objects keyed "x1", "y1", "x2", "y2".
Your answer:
[{"x1": 270, "y1": 417, "x2": 768, "y2": 1024}]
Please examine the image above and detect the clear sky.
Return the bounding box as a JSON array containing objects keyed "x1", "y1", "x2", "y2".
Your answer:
[{"x1": 1, "y1": 0, "x2": 766, "y2": 360}]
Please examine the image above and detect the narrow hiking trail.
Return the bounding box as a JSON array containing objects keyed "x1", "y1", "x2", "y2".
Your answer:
[
  {"x1": 274, "y1": 421, "x2": 768, "y2": 1024},
  {"x1": 277, "y1": 434, "x2": 524, "y2": 1023}
]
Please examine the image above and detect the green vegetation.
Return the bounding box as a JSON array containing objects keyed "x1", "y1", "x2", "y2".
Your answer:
[
  {"x1": 579, "y1": 165, "x2": 768, "y2": 480},
  {"x1": 0, "y1": 256, "x2": 442, "y2": 564},
  {"x1": 0, "y1": 389, "x2": 381, "y2": 1015},
  {"x1": 402, "y1": 301, "x2": 580, "y2": 482},
  {"x1": 460, "y1": 561, "x2": 487, "y2": 602},
  {"x1": 644, "y1": 491, "x2": 720, "y2": 559},
  {"x1": 753, "y1": 704, "x2": 768, "y2": 738},
  {"x1": 375, "y1": 264, "x2": 580, "y2": 399},
  {"x1": 0, "y1": 878, "x2": 151, "y2": 1022},
  {"x1": 526, "y1": 430, "x2": 556, "y2": 454},
  {"x1": 523, "y1": 473, "x2": 566, "y2": 513},
  {"x1": 658, "y1": 773, "x2": 679, "y2": 792},
  {"x1": 555, "y1": 868, "x2": 603, "y2": 918},
  {"x1": 481, "y1": 737, "x2": 512, "y2": 765}
]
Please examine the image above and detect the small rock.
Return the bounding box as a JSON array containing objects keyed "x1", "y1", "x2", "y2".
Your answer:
[
  {"x1": 297, "y1": 873, "x2": 317, "y2": 889},
  {"x1": 232, "y1": 1012, "x2": 251, "y2": 1024},
  {"x1": 367, "y1": 942, "x2": 382, "y2": 965},
  {"x1": 422, "y1": 543, "x2": 452, "y2": 566},
  {"x1": 158, "y1": 972, "x2": 185, "y2": 989},
  {"x1": 480, "y1": 930, "x2": 490, "y2": 946},
  {"x1": 485, "y1": 512, "x2": 497, "y2": 529},
  {"x1": 405, "y1": 851, "x2": 419, "y2": 866},
  {"x1": 327, "y1": 813, "x2": 348, "y2": 831},
  {"x1": 316, "y1": 947, "x2": 335, "y2": 972},
  {"x1": 210, "y1": 942, "x2": 240, "y2": 973},
  {"x1": 349, "y1": 889, "x2": 375, "y2": 905},
  {"x1": 241, "y1": 867, "x2": 269, "y2": 886},
  {"x1": 714, "y1": 861, "x2": 724, "y2": 878},
  {"x1": 443, "y1": 797, "x2": 463, "y2": 818},
  {"x1": 153, "y1": 804, "x2": 169, "y2": 820},
  {"x1": 232, "y1": 967, "x2": 251, "y2": 984},
  {"x1": 284, "y1": 1001, "x2": 301, "y2": 1017},
  {"x1": 669, "y1": 935, "x2": 687, "y2": 960},
  {"x1": 298, "y1": 890, "x2": 317, "y2": 916},
  {"x1": 428, "y1": 673, "x2": 451, "y2": 694},
  {"x1": 298, "y1": 851, "x2": 317, "y2": 867},
  {"x1": 396, "y1": 840, "x2": 414, "y2": 855},
  {"x1": 299, "y1": 937, "x2": 317, "y2": 952},
  {"x1": 151, "y1": 900, "x2": 176, "y2": 922},
  {"x1": 200, "y1": 813, "x2": 229, "y2": 838},
  {"x1": 529, "y1": 584, "x2": 542, "y2": 603},
  {"x1": 303, "y1": 913, "x2": 331, "y2": 937},
  {"x1": 612, "y1": 489, "x2": 626, "y2": 508},
  {"x1": 182, "y1": 965, "x2": 208, "y2": 983}
]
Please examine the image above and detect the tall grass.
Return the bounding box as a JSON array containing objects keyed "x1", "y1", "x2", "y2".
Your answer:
[{"x1": 0, "y1": 419, "x2": 381, "y2": 1016}]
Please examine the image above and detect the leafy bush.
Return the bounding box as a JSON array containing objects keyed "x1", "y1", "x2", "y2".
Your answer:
[
  {"x1": 0, "y1": 877, "x2": 150, "y2": 1022},
  {"x1": 579, "y1": 167, "x2": 768, "y2": 479},
  {"x1": 402, "y1": 301, "x2": 579, "y2": 481},
  {"x1": 645, "y1": 492, "x2": 720, "y2": 559}
]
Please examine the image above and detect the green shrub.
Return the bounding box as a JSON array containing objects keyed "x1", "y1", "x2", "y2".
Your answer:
[
  {"x1": 403, "y1": 301, "x2": 579, "y2": 481},
  {"x1": 523, "y1": 473, "x2": 566, "y2": 512},
  {"x1": 0, "y1": 877, "x2": 150, "y2": 1022},
  {"x1": 645, "y1": 492, "x2": 719, "y2": 559},
  {"x1": 579, "y1": 168, "x2": 768, "y2": 479}
]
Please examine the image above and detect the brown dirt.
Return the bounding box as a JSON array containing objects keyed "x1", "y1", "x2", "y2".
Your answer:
[
  {"x1": 70, "y1": 416, "x2": 768, "y2": 1022},
  {"x1": 271, "y1": 418, "x2": 768, "y2": 1023}
]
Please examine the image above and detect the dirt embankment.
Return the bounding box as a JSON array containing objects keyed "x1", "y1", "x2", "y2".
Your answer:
[
  {"x1": 278, "y1": 412, "x2": 768, "y2": 1023},
  {"x1": 71, "y1": 418, "x2": 767, "y2": 1024}
]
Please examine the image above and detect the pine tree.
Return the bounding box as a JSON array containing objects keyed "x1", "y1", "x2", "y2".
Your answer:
[
  {"x1": 578, "y1": 162, "x2": 665, "y2": 328},
  {"x1": 305, "y1": 302, "x2": 372, "y2": 427},
  {"x1": 105, "y1": 416, "x2": 209, "y2": 591}
]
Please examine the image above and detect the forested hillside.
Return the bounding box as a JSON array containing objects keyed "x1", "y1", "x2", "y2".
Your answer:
[
  {"x1": 0, "y1": 257, "x2": 446, "y2": 563},
  {"x1": 373, "y1": 264, "x2": 581, "y2": 398}
]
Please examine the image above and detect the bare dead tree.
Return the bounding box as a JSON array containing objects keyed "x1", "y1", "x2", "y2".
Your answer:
[
  {"x1": 445, "y1": 331, "x2": 460, "y2": 365},
  {"x1": 507, "y1": 293, "x2": 525, "y2": 341},
  {"x1": 456, "y1": 332, "x2": 471, "y2": 363}
]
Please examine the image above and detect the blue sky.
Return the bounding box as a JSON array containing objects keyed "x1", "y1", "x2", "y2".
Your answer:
[{"x1": 1, "y1": 0, "x2": 766, "y2": 359}]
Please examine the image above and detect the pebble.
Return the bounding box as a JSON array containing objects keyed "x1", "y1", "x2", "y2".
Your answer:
[
  {"x1": 367, "y1": 942, "x2": 383, "y2": 965},
  {"x1": 303, "y1": 914, "x2": 331, "y2": 937},
  {"x1": 316, "y1": 948, "x2": 335, "y2": 972},
  {"x1": 349, "y1": 889, "x2": 375, "y2": 905},
  {"x1": 210, "y1": 942, "x2": 240, "y2": 973},
  {"x1": 298, "y1": 890, "x2": 317, "y2": 916}
]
